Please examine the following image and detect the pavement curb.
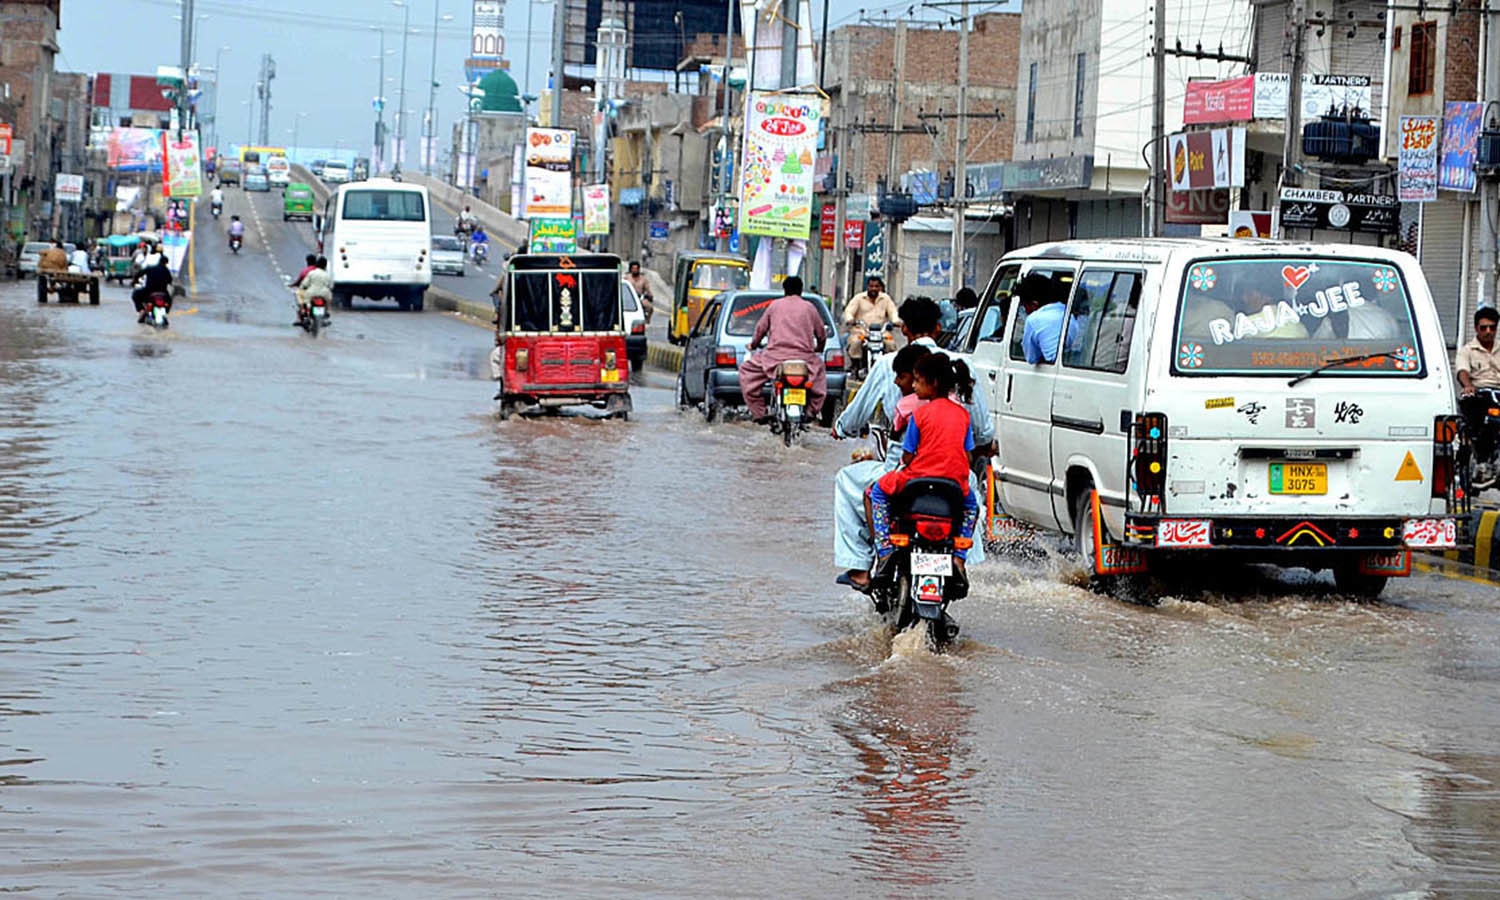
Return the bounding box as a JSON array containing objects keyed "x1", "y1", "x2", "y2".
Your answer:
[
  {"x1": 428, "y1": 286, "x2": 493, "y2": 325},
  {"x1": 647, "y1": 340, "x2": 683, "y2": 374}
]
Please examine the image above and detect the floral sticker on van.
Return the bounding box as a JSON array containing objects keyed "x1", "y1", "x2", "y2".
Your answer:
[{"x1": 1173, "y1": 257, "x2": 1425, "y2": 377}]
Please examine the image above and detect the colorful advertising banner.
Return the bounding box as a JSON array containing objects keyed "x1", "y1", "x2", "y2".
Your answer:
[
  {"x1": 522, "y1": 128, "x2": 574, "y2": 219},
  {"x1": 1398, "y1": 115, "x2": 1440, "y2": 202},
  {"x1": 528, "y1": 217, "x2": 577, "y2": 253},
  {"x1": 1228, "y1": 210, "x2": 1273, "y2": 238},
  {"x1": 1183, "y1": 76, "x2": 1256, "y2": 125},
  {"x1": 1167, "y1": 128, "x2": 1246, "y2": 192},
  {"x1": 161, "y1": 229, "x2": 191, "y2": 275},
  {"x1": 842, "y1": 219, "x2": 864, "y2": 249},
  {"x1": 1440, "y1": 101, "x2": 1482, "y2": 193},
  {"x1": 582, "y1": 183, "x2": 610, "y2": 235},
  {"x1": 100, "y1": 127, "x2": 164, "y2": 171},
  {"x1": 819, "y1": 204, "x2": 836, "y2": 249},
  {"x1": 161, "y1": 131, "x2": 204, "y2": 198},
  {"x1": 738, "y1": 91, "x2": 825, "y2": 239}
]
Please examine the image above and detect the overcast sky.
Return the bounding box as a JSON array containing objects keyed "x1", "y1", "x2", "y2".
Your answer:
[{"x1": 57, "y1": 0, "x2": 982, "y2": 159}]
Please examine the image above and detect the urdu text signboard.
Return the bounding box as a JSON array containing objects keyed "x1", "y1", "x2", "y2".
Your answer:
[
  {"x1": 582, "y1": 183, "x2": 610, "y2": 235},
  {"x1": 522, "y1": 128, "x2": 575, "y2": 219},
  {"x1": 738, "y1": 92, "x2": 825, "y2": 239},
  {"x1": 1398, "y1": 116, "x2": 1440, "y2": 202},
  {"x1": 529, "y1": 217, "x2": 577, "y2": 253},
  {"x1": 55, "y1": 173, "x2": 84, "y2": 204}
]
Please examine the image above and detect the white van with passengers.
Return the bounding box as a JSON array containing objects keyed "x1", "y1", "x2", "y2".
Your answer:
[{"x1": 961, "y1": 238, "x2": 1467, "y2": 597}]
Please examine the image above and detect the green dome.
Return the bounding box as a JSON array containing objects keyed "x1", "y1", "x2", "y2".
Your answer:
[{"x1": 477, "y1": 69, "x2": 522, "y2": 114}]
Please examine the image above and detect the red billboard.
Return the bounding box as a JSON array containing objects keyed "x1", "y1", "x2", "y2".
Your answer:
[
  {"x1": 819, "y1": 204, "x2": 836, "y2": 249},
  {"x1": 1183, "y1": 76, "x2": 1255, "y2": 125}
]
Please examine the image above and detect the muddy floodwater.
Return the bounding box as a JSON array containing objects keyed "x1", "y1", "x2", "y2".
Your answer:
[{"x1": 4, "y1": 217, "x2": 1500, "y2": 896}]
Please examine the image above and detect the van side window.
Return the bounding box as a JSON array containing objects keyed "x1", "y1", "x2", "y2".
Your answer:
[
  {"x1": 976, "y1": 264, "x2": 1021, "y2": 345},
  {"x1": 1062, "y1": 269, "x2": 1141, "y2": 374},
  {"x1": 1008, "y1": 268, "x2": 1076, "y2": 363}
]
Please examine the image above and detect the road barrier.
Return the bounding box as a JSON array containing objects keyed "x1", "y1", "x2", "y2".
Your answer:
[{"x1": 1437, "y1": 508, "x2": 1500, "y2": 573}]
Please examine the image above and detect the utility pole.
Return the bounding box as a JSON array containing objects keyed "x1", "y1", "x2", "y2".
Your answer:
[
  {"x1": 258, "y1": 54, "x2": 275, "y2": 146},
  {"x1": 886, "y1": 20, "x2": 908, "y2": 291},
  {"x1": 1150, "y1": 0, "x2": 1166, "y2": 236},
  {"x1": 1276, "y1": 0, "x2": 1307, "y2": 237},
  {"x1": 951, "y1": 0, "x2": 970, "y2": 291},
  {"x1": 178, "y1": 0, "x2": 194, "y2": 134},
  {"x1": 425, "y1": 0, "x2": 441, "y2": 175},
  {"x1": 1482, "y1": 7, "x2": 1499, "y2": 309},
  {"x1": 397, "y1": 2, "x2": 411, "y2": 171},
  {"x1": 550, "y1": 0, "x2": 566, "y2": 125}
]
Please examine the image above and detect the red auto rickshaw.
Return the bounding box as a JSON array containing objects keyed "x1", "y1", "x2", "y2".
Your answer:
[{"x1": 496, "y1": 253, "x2": 632, "y2": 419}]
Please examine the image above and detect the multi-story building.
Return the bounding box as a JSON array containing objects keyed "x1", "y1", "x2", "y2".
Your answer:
[
  {"x1": 89, "y1": 72, "x2": 175, "y2": 129},
  {"x1": 1009, "y1": 0, "x2": 1253, "y2": 244},
  {"x1": 0, "y1": 0, "x2": 61, "y2": 244}
]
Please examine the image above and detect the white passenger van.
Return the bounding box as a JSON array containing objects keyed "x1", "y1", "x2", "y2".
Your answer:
[
  {"x1": 320, "y1": 178, "x2": 432, "y2": 311},
  {"x1": 961, "y1": 238, "x2": 1467, "y2": 597}
]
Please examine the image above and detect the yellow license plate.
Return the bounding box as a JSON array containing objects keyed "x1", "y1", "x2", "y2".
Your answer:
[
  {"x1": 600, "y1": 368, "x2": 621, "y2": 383},
  {"x1": 1269, "y1": 462, "x2": 1327, "y2": 495},
  {"x1": 782, "y1": 388, "x2": 807, "y2": 405}
]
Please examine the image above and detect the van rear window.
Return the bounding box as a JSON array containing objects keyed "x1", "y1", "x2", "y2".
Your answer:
[{"x1": 1173, "y1": 257, "x2": 1424, "y2": 377}]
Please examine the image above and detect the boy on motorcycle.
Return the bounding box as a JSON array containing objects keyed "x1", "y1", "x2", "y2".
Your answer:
[{"x1": 228, "y1": 215, "x2": 245, "y2": 248}]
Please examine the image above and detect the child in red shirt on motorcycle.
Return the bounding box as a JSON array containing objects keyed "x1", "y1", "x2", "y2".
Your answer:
[{"x1": 867, "y1": 352, "x2": 980, "y2": 569}]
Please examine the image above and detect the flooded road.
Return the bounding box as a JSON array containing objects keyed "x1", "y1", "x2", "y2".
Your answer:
[{"x1": 3, "y1": 207, "x2": 1500, "y2": 896}]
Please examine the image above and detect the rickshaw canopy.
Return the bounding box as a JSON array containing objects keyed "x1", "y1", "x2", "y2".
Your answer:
[{"x1": 503, "y1": 253, "x2": 625, "y2": 335}]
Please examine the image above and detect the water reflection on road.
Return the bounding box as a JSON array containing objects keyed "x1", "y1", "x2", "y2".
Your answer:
[{"x1": 2, "y1": 274, "x2": 1500, "y2": 896}]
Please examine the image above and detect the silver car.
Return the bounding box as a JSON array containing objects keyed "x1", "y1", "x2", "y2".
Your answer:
[{"x1": 430, "y1": 235, "x2": 466, "y2": 277}]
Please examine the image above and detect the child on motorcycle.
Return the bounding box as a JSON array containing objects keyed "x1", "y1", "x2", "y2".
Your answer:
[{"x1": 867, "y1": 352, "x2": 980, "y2": 571}]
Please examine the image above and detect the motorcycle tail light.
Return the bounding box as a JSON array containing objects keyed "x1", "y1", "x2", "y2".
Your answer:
[
  {"x1": 913, "y1": 515, "x2": 952, "y2": 541},
  {"x1": 1489, "y1": 406, "x2": 1500, "y2": 417},
  {"x1": 714, "y1": 346, "x2": 737, "y2": 367},
  {"x1": 889, "y1": 533, "x2": 911, "y2": 548},
  {"x1": 313, "y1": 298, "x2": 325, "y2": 306},
  {"x1": 825, "y1": 349, "x2": 845, "y2": 369},
  {"x1": 783, "y1": 373, "x2": 808, "y2": 388},
  {"x1": 954, "y1": 536, "x2": 974, "y2": 550},
  {"x1": 631, "y1": 322, "x2": 646, "y2": 335}
]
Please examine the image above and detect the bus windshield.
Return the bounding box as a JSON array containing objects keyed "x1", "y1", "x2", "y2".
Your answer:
[
  {"x1": 341, "y1": 190, "x2": 426, "y2": 222},
  {"x1": 1173, "y1": 257, "x2": 1425, "y2": 377}
]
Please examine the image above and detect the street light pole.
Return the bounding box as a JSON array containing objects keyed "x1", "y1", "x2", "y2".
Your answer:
[
  {"x1": 372, "y1": 27, "x2": 389, "y2": 171},
  {"x1": 211, "y1": 45, "x2": 230, "y2": 151},
  {"x1": 425, "y1": 2, "x2": 440, "y2": 175},
  {"x1": 394, "y1": 0, "x2": 412, "y2": 173}
]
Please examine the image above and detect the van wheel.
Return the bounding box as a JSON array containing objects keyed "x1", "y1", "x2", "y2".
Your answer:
[
  {"x1": 1332, "y1": 563, "x2": 1388, "y2": 599},
  {"x1": 1071, "y1": 488, "x2": 1153, "y2": 603}
]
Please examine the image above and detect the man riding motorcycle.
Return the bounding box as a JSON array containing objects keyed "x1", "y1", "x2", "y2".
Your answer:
[
  {"x1": 1457, "y1": 306, "x2": 1500, "y2": 481},
  {"x1": 209, "y1": 186, "x2": 224, "y2": 218},
  {"x1": 295, "y1": 256, "x2": 334, "y2": 323},
  {"x1": 455, "y1": 206, "x2": 477, "y2": 238},
  {"x1": 842, "y1": 276, "x2": 900, "y2": 366},
  {"x1": 470, "y1": 225, "x2": 490, "y2": 261},
  {"x1": 738, "y1": 275, "x2": 827, "y2": 423},
  {"x1": 228, "y1": 215, "x2": 245, "y2": 249},
  {"x1": 131, "y1": 254, "x2": 173, "y2": 323}
]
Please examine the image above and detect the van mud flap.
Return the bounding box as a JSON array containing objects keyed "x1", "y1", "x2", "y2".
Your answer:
[{"x1": 1093, "y1": 491, "x2": 1148, "y2": 576}]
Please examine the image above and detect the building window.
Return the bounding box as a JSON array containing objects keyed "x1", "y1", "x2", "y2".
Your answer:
[
  {"x1": 1026, "y1": 62, "x2": 1038, "y2": 142},
  {"x1": 1409, "y1": 21, "x2": 1436, "y2": 96},
  {"x1": 1073, "y1": 53, "x2": 1087, "y2": 137}
]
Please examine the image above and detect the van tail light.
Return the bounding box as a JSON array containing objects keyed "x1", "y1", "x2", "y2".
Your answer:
[
  {"x1": 714, "y1": 346, "x2": 737, "y2": 367},
  {"x1": 913, "y1": 515, "x2": 952, "y2": 541},
  {"x1": 1131, "y1": 412, "x2": 1168, "y2": 513},
  {"x1": 825, "y1": 348, "x2": 845, "y2": 369},
  {"x1": 1434, "y1": 415, "x2": 1469, "y2": 510},
  {"x1": 631, "y1": 322, "x2": 646, "y2": 335}
]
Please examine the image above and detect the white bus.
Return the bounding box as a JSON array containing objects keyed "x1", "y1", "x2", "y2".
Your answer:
[{"x1": 320, "y1": 178, "x2": 432, "y2": 311}]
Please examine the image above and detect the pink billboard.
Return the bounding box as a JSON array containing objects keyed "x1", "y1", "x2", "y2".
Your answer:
[{"x1": 1183, "y1": 76, "x2": 1255, "y2": 125}]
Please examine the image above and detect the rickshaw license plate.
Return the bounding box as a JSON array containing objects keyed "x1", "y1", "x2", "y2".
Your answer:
[
  {"x1": 782, "y1": 388, "x2": 807, "y2": 406},
  {"x1": 600, "y1": 369, "x2": 620, "y2": 383},
  {"x1": 911, "y1": 552, "x2": 952, "y2": 576},
  {"x1": 1269, "y1": 462, "x2": 1326, "y2": 495}
]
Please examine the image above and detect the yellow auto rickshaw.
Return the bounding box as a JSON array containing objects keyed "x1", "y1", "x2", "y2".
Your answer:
[{"x1": 669, "y1": 251, "x2": 750, "y2": 344}]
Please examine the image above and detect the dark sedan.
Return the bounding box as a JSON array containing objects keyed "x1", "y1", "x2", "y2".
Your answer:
[{"x1": 674, "y1": 289, "x2": 848, "y2": 426}]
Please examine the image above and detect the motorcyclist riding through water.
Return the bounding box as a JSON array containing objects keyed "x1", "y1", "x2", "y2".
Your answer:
[
  {"x1": 209, "y1": 186, "x2": 224, "y2": 218},
  {"x1": 738, "y1": 275, "x2": 828, "y2": 424},
  {"x1": 131, "y1": 252, "x2": 173, "y2": 323},
  {"x1": 228, "y1": 215, "x2": 245, "y2": 249},
  {"x1": 295, "y1": 256, "x2": 334, "y2": 324}
]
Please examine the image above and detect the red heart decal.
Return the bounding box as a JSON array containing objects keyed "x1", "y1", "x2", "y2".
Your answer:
[{"x1": 1282, "y1": 265, "x2": 1311, "y2": 290}]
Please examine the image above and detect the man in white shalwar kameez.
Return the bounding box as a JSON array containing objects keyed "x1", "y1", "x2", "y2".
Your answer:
[{"x1": 831, "y1": 297, "x2": 995, "y2": 580}]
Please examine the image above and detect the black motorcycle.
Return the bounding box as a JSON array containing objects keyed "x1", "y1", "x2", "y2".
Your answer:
[
  {"x1": 142, "y1": 291, "x2": 171, "y2": 330},
  {"x1": 1469, "y1": 387, "x2": 1500, "y2": 491},
  {"x1": 229, "y1": 234, "x2": 243, "y2": 254},
  {"x1": 298, "y1": 295, "x2": 331, "y2": 337},
  {"x1": 868, "y1": 477, "x2": 970, "y2": 649},
  {"x1": 211, "y1": 202, "x2": 222, "y2": 220},
  {"x1": 763, "y1": 359, "x2": 814, "y2": 447}
]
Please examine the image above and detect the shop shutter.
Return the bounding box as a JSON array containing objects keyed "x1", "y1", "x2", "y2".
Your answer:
[{"x1": 1419, "y1": 199, "x2": 1466, "y2": 349}]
